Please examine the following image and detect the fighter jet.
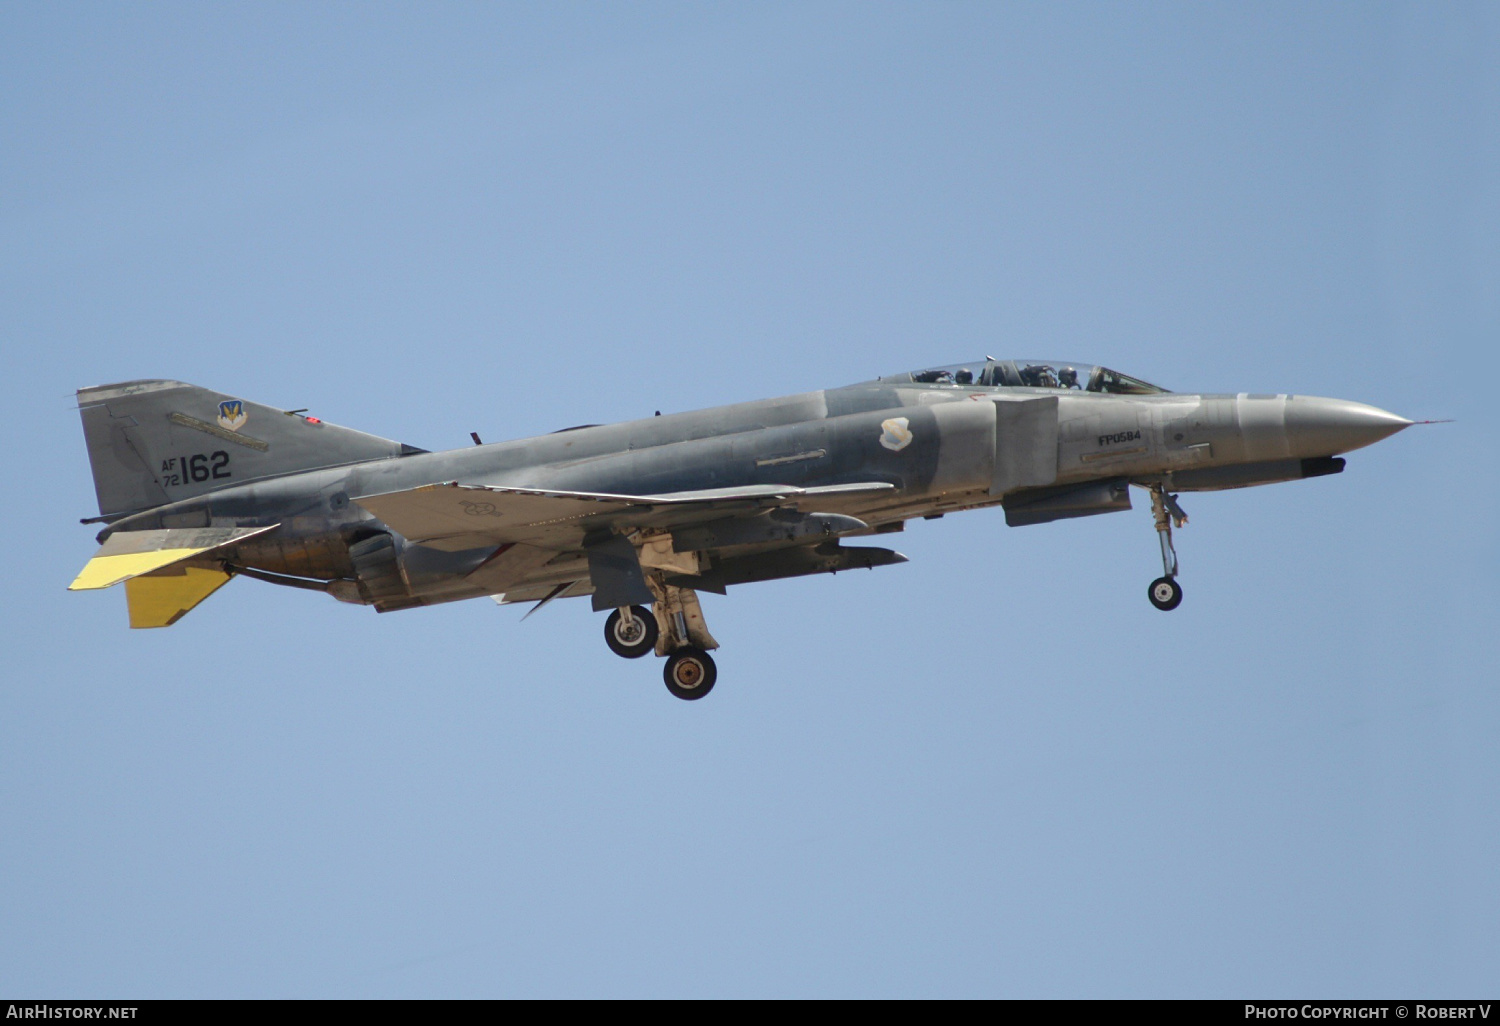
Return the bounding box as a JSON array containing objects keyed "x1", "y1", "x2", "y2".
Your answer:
[{"x1": 70, "y1": 359, "x2": 1412, "y2": 699}]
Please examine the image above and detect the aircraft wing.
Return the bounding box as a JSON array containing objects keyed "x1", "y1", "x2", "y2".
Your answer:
[{"x1": 352, "y1": 481, "x2": 894, "y2": 552}]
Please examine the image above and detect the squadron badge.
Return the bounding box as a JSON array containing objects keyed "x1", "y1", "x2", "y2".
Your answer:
[
  {"x1": 879, "y1": 417, "x2": 913, "y2": 452},
  {"x1": 217, "y1": 400, "x2": 247, "y2": 432}
]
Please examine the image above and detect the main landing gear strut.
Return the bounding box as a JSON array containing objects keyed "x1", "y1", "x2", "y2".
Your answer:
[
  {"x1": 1148, "y1": 484, "x2": 1187, "y2": 611},
  {"x1": 602, "y1": 585, "x2": 719, "y2": 700}
]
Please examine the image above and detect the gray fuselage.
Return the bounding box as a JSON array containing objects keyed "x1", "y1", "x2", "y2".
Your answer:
[{"x1": 96, "y1": 375, "x2": 1409, "y2": 610}]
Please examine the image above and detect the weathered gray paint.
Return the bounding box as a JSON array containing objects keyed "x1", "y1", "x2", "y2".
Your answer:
[
  {"x1": 74, "y1": 370, "x2": 1412, "y2": 620},
  {"x1": 993, "y1": 397, "x2": 1059, "y2": 495},
  {"x1": 78, "y1": 379, "x2": 413, "y2": 518}
]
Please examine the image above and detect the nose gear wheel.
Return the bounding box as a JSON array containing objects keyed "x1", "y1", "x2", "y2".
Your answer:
[{"x1": 1149, "y1": 576, "x2": 1183, "y2": 610}]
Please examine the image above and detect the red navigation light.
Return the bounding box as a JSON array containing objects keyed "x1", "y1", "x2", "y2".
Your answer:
[{"x1": 305, "y1": 416, "x2": 322, "y2": 424}]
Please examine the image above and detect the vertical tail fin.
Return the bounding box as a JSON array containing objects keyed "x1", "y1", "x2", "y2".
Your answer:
[{"x1": 77, "y1": 379, "x2": 424, "y2": 519}]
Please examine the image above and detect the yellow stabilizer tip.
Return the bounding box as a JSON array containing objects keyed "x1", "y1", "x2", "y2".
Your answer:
[
  {"x1": 68, "y1": 548, "x2": 204, "y2": 591},
  {"x1": 125, "y1": 567, "x2": 231, "y2": 628}
]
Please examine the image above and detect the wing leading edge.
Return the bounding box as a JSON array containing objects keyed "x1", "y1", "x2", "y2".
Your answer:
[{"x1": 351, "y1": 481, "x2": 895, "y2": 551}]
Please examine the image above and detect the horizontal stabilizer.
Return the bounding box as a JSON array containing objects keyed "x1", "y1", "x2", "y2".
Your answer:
[
  {"x1": 354, "y1": 481, "x2": 894, "y2": 551},
  {"x1": 125, "y1": 567, "x2": 232, "y2": 628},
  {"x1": 69, "y1": 525, "x2": 277, "y2": 590}
]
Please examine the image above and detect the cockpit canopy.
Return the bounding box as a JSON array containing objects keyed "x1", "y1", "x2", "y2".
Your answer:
[{"x1": 885, "y1": 359, "x2": 1168, "y2": 395}]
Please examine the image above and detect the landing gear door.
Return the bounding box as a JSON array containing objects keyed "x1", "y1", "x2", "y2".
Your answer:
[{"x1": 991, "y1": 396, "x2": 1059, "y2": 496}]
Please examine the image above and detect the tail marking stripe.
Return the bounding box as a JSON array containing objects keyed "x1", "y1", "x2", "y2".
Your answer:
[{"x1": 167, "y1": 412, "x2": 270, "y2": 451}]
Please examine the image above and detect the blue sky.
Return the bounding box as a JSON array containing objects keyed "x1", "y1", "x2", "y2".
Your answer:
[{"x1": 2, "y1": 2, "x2": 1496, "y2": 997}]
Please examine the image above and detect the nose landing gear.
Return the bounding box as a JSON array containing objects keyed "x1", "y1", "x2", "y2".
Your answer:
[
  {"x1": 1149, "y1": 575, "x2": 1183, "y2": 611},
  {"x1": 1148, "y1": 484, "x2": 1187, "y2": 611}
]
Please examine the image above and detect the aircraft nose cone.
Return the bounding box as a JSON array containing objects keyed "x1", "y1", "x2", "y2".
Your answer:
[{"x1": 1285, "y1": 397, "x2": 1412, "y2": 456}]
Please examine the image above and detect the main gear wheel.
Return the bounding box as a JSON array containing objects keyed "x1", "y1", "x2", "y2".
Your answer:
[
  {"x1": 663, "y1": 647, "x2": 717, "y2": 700},
  {"x1": 604, "y1": 605, "x2": 658, "y2": 659}
]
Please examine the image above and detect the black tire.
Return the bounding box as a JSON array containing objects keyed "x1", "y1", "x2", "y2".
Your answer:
[
  {"x1": 1148, "y1": 576, "x2": 1183, "y2": 611},
  {"x1": 663, "y1": 647, "x2": 717, "y2": 700},
  {"x1": 604, "y1": 606, "x2": 658, "y2": 658}
]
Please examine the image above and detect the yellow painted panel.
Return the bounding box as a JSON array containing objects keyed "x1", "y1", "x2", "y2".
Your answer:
[
  {"x1": 125, "y1": 568, "x2": 232, "y2": 628},
  {"x1": 68, "y1": 548, "x2": 205, "y2": 591}
]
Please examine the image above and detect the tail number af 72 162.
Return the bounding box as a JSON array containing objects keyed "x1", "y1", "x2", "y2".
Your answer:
[{"x1": 160, "y1": 451, "x2": 231, "y2": 486}]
